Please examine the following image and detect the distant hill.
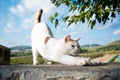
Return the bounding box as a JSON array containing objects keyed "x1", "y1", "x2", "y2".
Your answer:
[
  {"x1": 11, "y1": 46, "x2": 31, "y2": 51},
  {"x1": 96, "y1": 40, "x2": 120, "y2": 51},
  {"x1": 81, "y1": 44, "x2": 101, "y2": 48}
]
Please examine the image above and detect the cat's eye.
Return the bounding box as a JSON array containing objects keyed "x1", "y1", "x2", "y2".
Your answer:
[{"x1": 71, "y1": 45, "x2": 75, "y2": 48}]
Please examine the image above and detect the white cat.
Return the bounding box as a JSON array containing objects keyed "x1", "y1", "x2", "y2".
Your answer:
[{"x1": 31, "y1": 9, "x2": 100, "y2": 66}]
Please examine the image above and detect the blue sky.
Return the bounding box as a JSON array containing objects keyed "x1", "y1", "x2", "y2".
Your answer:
[{"x1": 0, "y1": 0, "x2": 120, "y2": 47}]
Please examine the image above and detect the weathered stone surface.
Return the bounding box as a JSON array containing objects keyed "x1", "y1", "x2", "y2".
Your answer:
[{"x1": 0, "y1": 63, "x2": 120, "y2": 80}]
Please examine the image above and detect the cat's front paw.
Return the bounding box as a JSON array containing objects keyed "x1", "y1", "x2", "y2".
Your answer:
[
  {"x1": 86, "y1": 59, "x2": 102, "y2": 66},
  {"x1": 78, "y1": 58, "x2": 91, "y2": 66}
]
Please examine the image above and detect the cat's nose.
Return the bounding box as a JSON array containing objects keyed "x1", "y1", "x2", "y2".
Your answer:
[
  {"x1": 78, "y1": 49, "x2": 80, "y2": 53},
  {"x1": 74, "y1": 50, "x2": 80, "y2": 56}
]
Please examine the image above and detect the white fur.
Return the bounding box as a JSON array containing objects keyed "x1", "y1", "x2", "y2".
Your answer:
[
  {"x1": 31, "y1": 22, "x2": 91, "y2": 66},
  {"x1": 31, "y1": 10, "x2": 101, "y2": 66}
]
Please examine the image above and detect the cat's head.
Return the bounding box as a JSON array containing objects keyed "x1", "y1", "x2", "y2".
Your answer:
[{"x1": 63, "y1": 35, "x2": 80, "y2": 56}]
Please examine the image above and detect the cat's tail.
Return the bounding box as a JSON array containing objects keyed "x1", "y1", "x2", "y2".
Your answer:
[{"x1": 35, "y1": 9, "x2": 43, "y2": 24}]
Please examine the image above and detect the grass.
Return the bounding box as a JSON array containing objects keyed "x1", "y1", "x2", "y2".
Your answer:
[
  {"x1": 10, "y1": 56, "x2": 44, "y2": 64},
  {"x1": 79, "y1": 52, "x2": 104, "y2": 58}
]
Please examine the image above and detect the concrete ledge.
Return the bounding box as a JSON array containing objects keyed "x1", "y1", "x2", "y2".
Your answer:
[{"x1": 0, "y1": 63, "x2": 120, "y2": 80}]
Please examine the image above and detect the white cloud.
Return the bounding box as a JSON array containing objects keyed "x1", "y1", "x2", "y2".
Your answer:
[
  {"x1": 9, "y1": 0, "x2": 55, "y2": 15},
  {"x1": 4, "y1": 21, "x2": 21, "y2": 34},
  {"x1": 95, "y1": 22, "x2": 113, "y2": 30},
  {"x1": 22, "y1": 18, "x2": 34, "y2": 30},
  {"x1": 0, "y1": 39, "x2": 8, "y2": 47},
  {"x1": 26, "y1": 34, "x2": 30, "y2": 39},
  {"x1": 9, "y1": 0, "x2": 56, "y2": 31},
  {"x1": 9, "y1": 4, "x2": 25, "y2": 14},
  {"x1": 0, "y1": 38, "x2": 30, "y2": 47},
  {"x1": 21, "y1": 0, "x2": 55, "y2": 13},
  {"x1": 53, "y1": 22, "x2": 88, "y2": 40},
  {"x1": 113, "y1": 29, "x2": 120, "y2": 35},
  {"x1": 95, "y1": 16, "x2": 119, "y2": 30},
  {"x1": 0, "y1": 38, "x2": 14, "y2": 47},
  {"x1": 17, "y1": 4, "x2": 25, "y2": 13},
  {"x1": 9, "y1": 6, "x2": 17, "y2": 14}
]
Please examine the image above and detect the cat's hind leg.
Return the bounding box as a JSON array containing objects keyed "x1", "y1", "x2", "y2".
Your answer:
[
  {"x1": 43, "y1": 59, "x2": 53, "y2": 65},
  {"x1": 32, "y1": 47, "x2": 39, "y2": 65}
]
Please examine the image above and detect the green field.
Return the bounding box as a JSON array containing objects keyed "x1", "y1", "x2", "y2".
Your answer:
[
  {"x1": 79, "y1": 50, "x2": 120, "y2": 58},
  {"x1": 10, "y1": 57, "x2": 44, "y2": 64}
]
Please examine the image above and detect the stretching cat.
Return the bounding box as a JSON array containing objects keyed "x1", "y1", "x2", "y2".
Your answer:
[{"x1": 31, "y1": 9, "x2": 100, "y2": 66}]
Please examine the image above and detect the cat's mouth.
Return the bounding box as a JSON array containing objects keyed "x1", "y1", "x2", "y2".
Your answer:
[
  {"x1": 70, "y1": 54, "x2": 78, "y2": 57},
  {"x1": 71, "y1": 50, "x2": 80, "y2": 56}
]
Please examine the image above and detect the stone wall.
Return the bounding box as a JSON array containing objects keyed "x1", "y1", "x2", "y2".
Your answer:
[
  {"x1": 0, "y1": 45, "x2": 10, "y2": 65},
  {"x1": 0, "y1": 63, "x2": 120, "y2": 80}
]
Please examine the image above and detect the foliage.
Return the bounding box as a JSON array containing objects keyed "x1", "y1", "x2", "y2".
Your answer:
[{"x1": 50, "y1": 0, "x2": 120, "y2": 29}]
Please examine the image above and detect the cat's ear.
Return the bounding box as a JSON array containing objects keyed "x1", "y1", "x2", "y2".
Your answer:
[
  {"x1": 76, "y1": 37, "x2": 80, "y2": 42},
  {"x1": 64, "y1": 35, "x2": 71, "y2": 42}
]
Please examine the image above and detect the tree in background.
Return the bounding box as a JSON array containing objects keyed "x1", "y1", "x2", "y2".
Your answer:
[{"x1": 49, "y1": 0, "x2": 120, "y2": 29}]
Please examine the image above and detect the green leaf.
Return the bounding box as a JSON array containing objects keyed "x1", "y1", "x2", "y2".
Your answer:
[
  {"x1": 54, "y1": 12, "x2": 58, "y2": 17},
  {"x1": 106, "y1": 8, "x2": 111, "y2": 14},
  {"x1": 64, "y1": 0, "x2": 70, "y2": 6},
  {"x1": 55, "y1": 19, "x2": 58, "y2": 28},
  {"x1": 111, "y1": 12, "x2": 116, "y2": 18},
  {"x1": 81, "y1": 13, "x2": 85, "y2": 23},
  {"x1": 81, "y1": 5, "x2": 85, "y2": 12},
  {"x1": 49, "y1": 16, "x2": 54, "y2": 23},
  {"x1": 68, "y1": 20, "x2": 73, "y2": 26},
  {"x1": 51, "y1": 0, "x2": 56, "y2": 3},
  {"x1": 63, "y1": 16, "x2": 69, "y2": 22},
  {"x1": 91, "y1": 20, "x2": 96, "y2": 29},
  {"x1": 70, "y1": 2, "x2": 77, "y2": 11},
  {"x1": 86, "y1": 10, "x2": 91, "y2": 21}
]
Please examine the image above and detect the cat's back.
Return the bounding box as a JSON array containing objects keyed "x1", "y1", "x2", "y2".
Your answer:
[
  {"x1": 33, "y1": 22, "x2": 49, "y2": 34},
  {"x1": 32, "y1": 9, "x2": 53, "y2": 38},
  {"x1": 31, "y1": 22, "x2": 52, "y2": 39}
]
